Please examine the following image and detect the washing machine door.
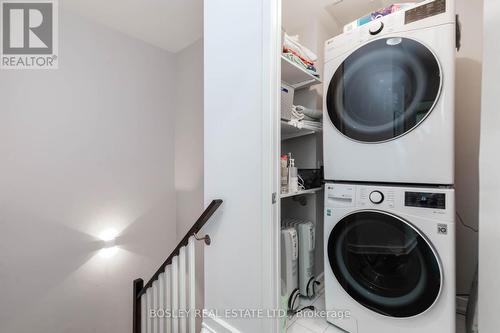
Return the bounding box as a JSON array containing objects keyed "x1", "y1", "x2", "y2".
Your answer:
[
  {"x1": 327, "y1": 210, "x2": 442, "y2": 318},
  {"x1": 326, "y1": 37, "x2": 441, "y2": 143}
]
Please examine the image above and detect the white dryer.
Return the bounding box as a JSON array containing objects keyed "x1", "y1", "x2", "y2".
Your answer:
[
  {"x1": 323, "y1": 183, "x2": 455, "y2": 333},
  {"x1": 323, "y1": 0, "x2": 456, "y2": 185}
]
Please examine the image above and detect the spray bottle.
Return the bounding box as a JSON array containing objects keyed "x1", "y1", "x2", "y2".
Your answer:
[{"x1": 288, "y1": 157, "x2": 298, "y2": 193}]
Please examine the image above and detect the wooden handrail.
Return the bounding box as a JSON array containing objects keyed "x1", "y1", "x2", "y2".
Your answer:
[
  {"x1": 136, "y1": 199, "x2": 223, "y2": 298},
  {"x1": 132, "y1": 199, "x2": 222, "y2": 333}
]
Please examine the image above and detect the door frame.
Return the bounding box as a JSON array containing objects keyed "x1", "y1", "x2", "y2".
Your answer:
[{"x1": 262, "y1": 0, "x2": 282, "y2": 332}]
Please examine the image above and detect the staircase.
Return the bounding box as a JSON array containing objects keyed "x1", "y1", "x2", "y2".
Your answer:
[{"x1": 133, "y1": 200, "x2": 223, "y2": 333}]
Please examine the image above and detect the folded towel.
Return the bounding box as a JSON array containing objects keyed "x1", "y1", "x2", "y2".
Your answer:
[
  {"x1": 302, "y1": 120, "x2": 323, "y2": 130},
  {"x1": 288, "y1": 105, "x2": 323, "y2": 131},
  {"x1": 282, "y1": 52, "x2": 319, "y2": 77},
  {"x1": 288, "y1": 119, "x2": 322, "y2": 131},
  {"x1": 291, "y1": 105, "x2": 305, "y2": 120},
  {"x1": 283, "y1": 33, "x2": 318, "y2": 63},
  {"x1": 293, "y1": 105, "x2": 322, "y2": 120}
]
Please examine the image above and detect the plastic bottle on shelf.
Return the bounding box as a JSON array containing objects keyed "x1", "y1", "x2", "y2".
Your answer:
[
  {"x1": 281, "y1": 155, "x2": 289, "y2": 194},
  {"x1": 288, "y1": 158, "x2": 298, "y2": 193}
]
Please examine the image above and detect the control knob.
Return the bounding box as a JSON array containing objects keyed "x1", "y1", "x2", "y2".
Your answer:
[
  {"x1": 369, "y1": 21, "x2": 384, "y2": 35},
  {"x1": 369, "y1": 191, "x2": 384, "y2": 204}
]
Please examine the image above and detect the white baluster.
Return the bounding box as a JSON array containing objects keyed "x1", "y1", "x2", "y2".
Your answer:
[
  {"x1": 171, "y1": 256, "x2": 179, "y2": 333},
  {"x1": 179, "y1": 246, "x2": 187, "y2": 333},
  {"x1": 146, "y1": 287, "x2": 153, "y2": 333},
  {"x1": 158, "y1": 273, "x2": 165, "y2": 333},
  {"x1": 165, "y1": 266, "x2": 172, "y2": 333},
  {"x1": 141, "y1": 293, "x2": 147, "y2": 333},
  {"x1": 187, "y1": 236, "x2": 196, "y2": 333},
  {"x1": 153, "y1": 280, "x2": 159, "y2": 333}
]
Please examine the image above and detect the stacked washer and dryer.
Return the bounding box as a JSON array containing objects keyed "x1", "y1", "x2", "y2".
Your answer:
[{"x1": 322, "y1": 0, "x2": 456, "y2": 332}]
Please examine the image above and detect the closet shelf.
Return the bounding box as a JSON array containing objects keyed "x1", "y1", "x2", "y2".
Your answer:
[
  {"x1": 281, "y1": 120, "x2": 322, "y2": 140},
  {"x1": 280, "y1": 187, "x2": 323, "y2": 199},
  {"x1": 281, "y1": 55, "x2": 322, "y2": 89}
]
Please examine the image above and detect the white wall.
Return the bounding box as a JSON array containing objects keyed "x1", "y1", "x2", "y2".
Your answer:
[
  {"x1": 0, "y1": 9, "x2": 177, "y2": 333},
  {"x1": 175, "y1": 39, "x2": 204, "y2": 239},
  {"x1": 478, "y1": 0, "x2": 500, "y2": 330},
  {"x1": 174, "y1": 39, "x2": 205, "y2": 322},
  {"x1": 455, "y1": 0, "x2": 483, "y2": 293}
]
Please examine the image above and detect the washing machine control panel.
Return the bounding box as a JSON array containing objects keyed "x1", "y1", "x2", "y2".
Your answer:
[
  {"x1": 358, "y1": 187, "x2": 396, "y2": 209},
  {"x1": 325, "y1": 184, "x2": 455, "y2": 220}
]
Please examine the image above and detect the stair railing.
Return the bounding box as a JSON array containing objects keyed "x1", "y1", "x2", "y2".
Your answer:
[{"x1": 133, "y1": 199, "x2": 223, "y2": 333}]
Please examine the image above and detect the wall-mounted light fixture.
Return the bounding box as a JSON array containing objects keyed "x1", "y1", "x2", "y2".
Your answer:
[{"x1": 99, "y1": 229, "x2": 119, "y2": 258}]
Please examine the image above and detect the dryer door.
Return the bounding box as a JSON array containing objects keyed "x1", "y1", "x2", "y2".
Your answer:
[
  {"x1": 326, "y1": 37, "x2": 441, "y2": 143},
  {"x1": 327, "y1": 210, "x2": 442, "y2": 318}
]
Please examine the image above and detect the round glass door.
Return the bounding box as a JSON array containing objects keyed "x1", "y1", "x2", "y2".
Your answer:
[
  {"x1": 327, "y1": 211, "x2": 442, "y2": 318},
  {"x1": 326, "y1": 37, "x2": 441, "y2": 143}
]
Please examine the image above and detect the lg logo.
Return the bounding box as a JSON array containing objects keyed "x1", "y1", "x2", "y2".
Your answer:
[
  {"x1": 1, "y1": 0, "x2": 58, "y2": 69},
  {"x1": 437, "y1": 224, "x2": 448, "y2": 235}
]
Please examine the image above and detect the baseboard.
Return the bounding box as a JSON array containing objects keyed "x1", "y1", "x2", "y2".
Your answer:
[
  {"x1": 202, "y1": 274, "x2": 326, "y2": 333},
  {"x1": 202, "y1": 316, "x2": 243, "y2": 333}
]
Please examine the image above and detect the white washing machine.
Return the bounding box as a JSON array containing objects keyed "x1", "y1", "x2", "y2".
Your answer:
[
  {"x1": 323, "y1": 0, "x2": 456, "y2": 185},
  {"x1": 324, "y1": 183, "x2": 455, "y2": 333}
]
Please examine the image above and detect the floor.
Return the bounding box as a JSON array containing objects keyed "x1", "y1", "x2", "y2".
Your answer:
[{"x1": 286, "y1": 290, "x2": 467, "y2": 333}]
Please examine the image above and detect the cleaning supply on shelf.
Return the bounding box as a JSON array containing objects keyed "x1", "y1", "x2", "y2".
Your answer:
[
  {"x1": 281, "y1": 155, "x2": 289, "y2": 194},
  {"x1": 288, "y1": 158, "x2": 299, "y2": 193}
]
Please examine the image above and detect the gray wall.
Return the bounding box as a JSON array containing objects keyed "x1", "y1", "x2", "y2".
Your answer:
[
  {"x1": 0, "y1": 10, "x2": 178, "y2": 333},
  {"x1": 175, "y1": 39, "x2": 204, "y2": 238},
  {"x1": 455, "y1": 0, "x2": 483, "y2": 294},
  {"x1": 479, "y1": 0, "x2": 500, "y2": 329}
]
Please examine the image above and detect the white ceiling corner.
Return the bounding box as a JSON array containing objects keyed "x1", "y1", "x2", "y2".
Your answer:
[{"x1": 63, "y1": 0, "x2": 203, "y2": 53}]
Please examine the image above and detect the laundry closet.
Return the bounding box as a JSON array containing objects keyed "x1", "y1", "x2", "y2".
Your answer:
[
  {"x1": 278, "y1": 1, "x2": 342, "y2": 330},
  {"x1": 277, "y1": 1, "x2": 460, "y2": 333}
]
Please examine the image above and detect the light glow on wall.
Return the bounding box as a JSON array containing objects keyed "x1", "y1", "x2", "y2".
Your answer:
[
  {"x1": 99, "y1": 228, "x2": 119, "y2": 258},
  {"x1": 99, "y1": 246, "x2": 119, "y2": 258},
  {"x1": 99, "y1": 228, "x2": 118, "y2": 242}
]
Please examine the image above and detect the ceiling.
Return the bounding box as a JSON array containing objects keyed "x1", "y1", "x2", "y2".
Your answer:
[
  {"x1": 283, "y1": 0, "x2": 341, "y2": 34},
  {"x1": 63, "y1": 0, "x2": 422, "y2": 53},
  {"x1": 63, "y1": 0, "x2": 203, "y2": 53}
]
